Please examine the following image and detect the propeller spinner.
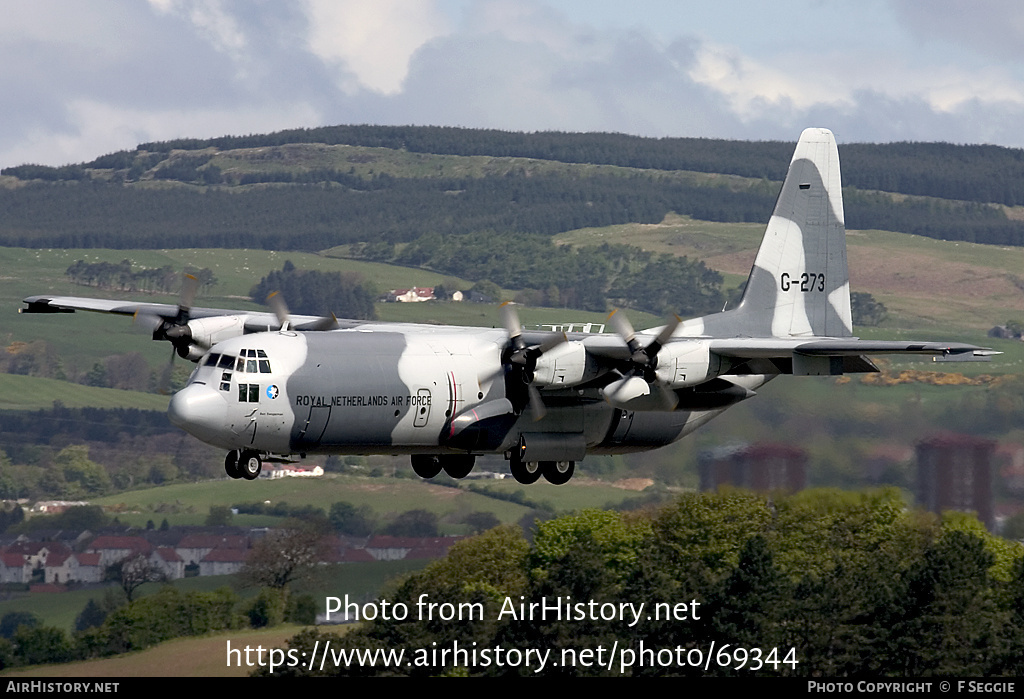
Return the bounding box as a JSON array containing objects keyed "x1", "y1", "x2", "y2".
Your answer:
[
  {"x1": 603, "y1": 309, "x2": 683, "y2": 410},
  {"x1": 499, "y1": 302, "x2": 566, "y2": 421}
]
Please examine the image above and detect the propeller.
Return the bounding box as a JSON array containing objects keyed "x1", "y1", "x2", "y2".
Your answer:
[
  {"x1": 132, "y1": 273, "x2": 200, "y2": 393},
  {"x1": 608, "y1": 309, "x2": 681, "y2": 381},
  {"x1": 604, "y1": 309, "x2": 683, "y2": 410},
  {"x1": 498, "y1": 302, "x2": 566, "y2": 421},
  {"x1": 266, "y1": 291, "x2": 291, "y2": 331},
  {"x1": 266, "y1": 291, "x2": 338, "y2": 331}
]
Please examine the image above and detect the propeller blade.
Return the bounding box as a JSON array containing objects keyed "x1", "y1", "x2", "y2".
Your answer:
[
  {"x1": 266, "y1": 291, "x2": 291, "y2": 330},
  {"x1": 608, "y1": 309, "x2": 636, "y2": 346},
  {"x1": 179, "y1": 274, "x2": 199, "y2": 315},
  {"x1": 646, "y1": 314, "x2": 682, "y2": 358},
  {"x1": 537, "y1": 331, "x2": 568, "y2": 354},
  {"x1": 500, "y1": 302, "x2": 524, "y2": 348},
  {"x1": 132, "y1": 310, "x2": 163, "y2": 334},
  {"x1": 654, "y1": 384, "x2": 680, "y2": 411},
  {"x1": 527, "y1": 383, "x2": 547, "y2": 422},
  {"x1": 308, "y1": 313, "x2": 339, "y2": 331},
  {"x1": 158, "y1": 346, "x2": 176, "y2": 395}
]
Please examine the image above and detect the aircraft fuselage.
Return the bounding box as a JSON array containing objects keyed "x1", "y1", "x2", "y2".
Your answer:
[{"x1": 169, "y1": 327, "x2": 750, "y2": 463}]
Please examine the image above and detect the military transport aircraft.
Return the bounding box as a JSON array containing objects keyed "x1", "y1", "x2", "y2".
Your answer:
[{"x1": 20, "y1": 128, "x2": 994, "y2": 485}]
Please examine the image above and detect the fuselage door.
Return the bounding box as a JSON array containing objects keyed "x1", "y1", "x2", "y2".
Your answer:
[
  {"x1": 412, "y1": 388, "x2": 432, "y2": 428},
  {"x1": 298, "y1": 405, "x2": 332, "y2": 447}
]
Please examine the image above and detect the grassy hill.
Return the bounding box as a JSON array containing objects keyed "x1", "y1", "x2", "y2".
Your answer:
[
  {"x1": 91, "y1": 472, "x2": 656, "y2": 530},
  {"x1": 0, "y1": 625, "x2": 307, "y2": 677},
  {"x1": 556, "y1": 213, "x2": 1024, "y2": 335}
]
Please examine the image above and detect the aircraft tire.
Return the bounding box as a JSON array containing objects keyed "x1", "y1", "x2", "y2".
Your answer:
[
  {"x1": 224, "y1": 451, "x2": 243, "y2": 479},
  {"x1": 509, "y1": 458, "x2": 542, "y2": 485},
  {"x1": 411, "y1": 455, "x2": 443, "y2": 479},
  {"x1": 239, "y1": 450, "x2": 262, "y2": 480},
  {"x1": 442, "y1": 454, "x2": 475, "y2": 479},
  {"x1": 542, "y1": 460, "x2": 575, "y2": 485}
]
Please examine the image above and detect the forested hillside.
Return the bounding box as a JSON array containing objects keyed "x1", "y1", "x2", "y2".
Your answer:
[{"x1": 2, "y1": 125, "x2": 1023, "y2": 251}]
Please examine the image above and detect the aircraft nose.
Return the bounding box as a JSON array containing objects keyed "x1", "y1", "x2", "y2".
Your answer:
[{"x1": 168, "y1": 383, "x2": 228, "y2": 443}]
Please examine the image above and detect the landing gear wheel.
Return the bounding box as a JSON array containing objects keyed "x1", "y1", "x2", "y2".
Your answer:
[
  {"x1": 224, "y1": 450, "x2": 243, "y2": 479},
  {"x1": 509, "y1": 457, "x2": 542, "y2": 485},
  {"x1": 239, "y1": 450, "x2": 262, "y2": 480},
  {"x1": 411, "y1": 455, "x2": 442, "y2": 479},
  {"x1": 442, "y1": 454, "x2": 475, "y2": 479},
  {"x1": 542, "y1": 460, "x2": 575, "y2": 485}
]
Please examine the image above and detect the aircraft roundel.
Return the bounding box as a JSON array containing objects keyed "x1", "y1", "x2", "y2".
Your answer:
[{"x1": 266, "y1": 384, "x2": 279, "y2": 399}]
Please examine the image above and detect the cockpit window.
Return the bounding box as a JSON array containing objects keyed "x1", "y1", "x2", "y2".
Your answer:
[
  {"x1": 218, "y1": 355, "x2": 235, "y2": 369},
  {"x1": 259, "y1": 360, "x2": 272, "y2": 373},
  {"x1": 204, "y1": 353, "x2": 221, "y2": 367},
  {"x1": 246, "y1": 359, "x2": 258, "y2": 373}
]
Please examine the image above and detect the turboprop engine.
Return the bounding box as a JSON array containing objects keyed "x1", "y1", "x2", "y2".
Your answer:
[
  {"x1": 166, "y1": 315, "x2": 247, "y2": 360},
  {"x1": 600, "y1": 335, "x2": 727, "y2": 411}
]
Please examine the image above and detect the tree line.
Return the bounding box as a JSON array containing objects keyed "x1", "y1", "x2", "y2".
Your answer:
[
  {"x1": 265, "y1": 488, "x2": 1024, "y2": 677},
  {"x1": 65, "y1": 259, "x2": 216, "y2": 294},
  {"x1": 121, "y1": 124, "x2": 1024, "y2": 207},
  {"x1": 393, "y1": 232, "x2": 725, "y2": 316},
  {"x1": 3, "y1": 126, "x2": 1024, "y2": 251},
  {"x1": 249, "y1": 261, "x2": 377, "y2": 319}
]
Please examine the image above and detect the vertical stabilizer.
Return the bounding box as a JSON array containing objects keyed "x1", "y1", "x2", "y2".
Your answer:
[{"x1": 692, "y1": 128, "x2": 853, "y2": 338}]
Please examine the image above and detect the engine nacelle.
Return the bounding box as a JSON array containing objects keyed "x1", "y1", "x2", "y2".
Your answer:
[
  {"x1": 653, "y1": 340, "x2": 722, "y2": 388},
  {"x1": 602, "y1": 376, "x2": 679, "y2": 411},
  {"x1": 186, "y1": 315, "x2": 247, "y2": 350},
  {"x1": 532, "y1": 341, "x2": 593, "y2": 387}
]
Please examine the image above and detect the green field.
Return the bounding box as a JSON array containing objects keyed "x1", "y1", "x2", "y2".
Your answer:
[
  {"x1": 3, "y1": 246, "x2": 661, "y2": 370},
  {"x1": 556, "y1": 213, "x2": 1024, "y2": 335},
  {"x1": 91, "y1": 473, "x2": 655, "y2": 530},
  {"x1": 0, "y1": 374, "x2": 168, "y2": 411},
  {"x1": 0, "y1": 624, "x2": 309, "y2": 677},
  {"x1": 0, "y1": 557, "x2": 429, "y2": 635}
]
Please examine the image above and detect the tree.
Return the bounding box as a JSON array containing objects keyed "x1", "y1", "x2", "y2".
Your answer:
[
  {"x1": 0, "y1": 612, "x2": 40, "y2": 640},
  {"x1": 74, "y1": 599, "x2": 108, "y2": 632},
  {"x1": 384, "y1": 510, "x2": 438, "y2": 537},
  {"x1": 238, "y1": 522, "x2": 326, "y2": 593},
  {"x1": 206, "y1": 505, "x2": 233, "y2": 526},
  {"x1": 109, "y1": 552, "x2": 165, "y2": 602},
  {"x1": 54, "y1": 445, "x2": 111, "y2": 496},
  {"x1": 462, "y1": 511, "x2": 500, "y2": 534},
  {"x1": 851, "y1": 291, "x2": 888, "y2": 326},
  {"x1": 328, "y1": 502, "x2": 373, "y2": 536}
]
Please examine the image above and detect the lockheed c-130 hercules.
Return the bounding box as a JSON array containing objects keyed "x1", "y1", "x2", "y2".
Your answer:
[{"x1": 20, "y1": 128, "x2": 994, "y2": 485}]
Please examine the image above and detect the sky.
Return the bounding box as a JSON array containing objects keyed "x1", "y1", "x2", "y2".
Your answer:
[{"x1": 3, "y1": 0, "x2": 1024, "y2": 168}]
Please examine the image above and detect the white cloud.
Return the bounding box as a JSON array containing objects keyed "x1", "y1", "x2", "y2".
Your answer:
[
  {"x1": 302, "y1": 0, "x2": 451, "y2": 95},
  {"x1": 0, "y1": 99, "x2": 322, "y2": 167},
  {"x1": 688, "y1": 43, "x2": 852, "y2": 118},
  {"x1": 147, "y1": 0, "x2": 248, "y2": 57}
]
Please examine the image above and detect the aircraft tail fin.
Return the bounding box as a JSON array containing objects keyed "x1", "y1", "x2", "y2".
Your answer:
[{"x1": 697, "y1": 128, "x2": 853, "y2": 338}]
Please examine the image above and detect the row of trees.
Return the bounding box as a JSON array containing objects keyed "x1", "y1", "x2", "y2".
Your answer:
[
  {"x1": 267, "y1": 488, "x2": 1024, "y2": 677},
  {"x1": 249, "y1": 261, "x2": 377, "y2": 319},
  {"x1": 4, "y1": 133, "x2": 1023, "y2": 250},
  {"x1": 393, "y1": 234, "x2": 726, "y2": 316},
  {"x1": 0, "y1": 583, "x2": 314, "y2": 669},
  {"x1": 120, "y1": 124, "x2": 1024, "y2": 207},
  {"x1": 0, "y1": 518, "x2": 324, "y2": 669},
  {"x1": 65, "y1": 259, "x2": 216, "y2": 295}
]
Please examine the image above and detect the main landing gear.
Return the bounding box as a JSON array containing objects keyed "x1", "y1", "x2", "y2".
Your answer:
[
  {"x1": 411, "y1": 454, "x2": 476, "y2": 480},
  {"x1": 225, "y1": 450, "x2": 262, "y2": 480},
  {"x1": 509, "y1": 454, "x2": 575, "y2": 485}
]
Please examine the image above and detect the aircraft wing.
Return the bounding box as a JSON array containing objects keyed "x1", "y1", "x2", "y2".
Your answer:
[
  {"x1": 19, "y1": 295, "x2": 366, "y2": 331},
  {"x1": 708, "y1": 337, "x2": 997, "y2": 361}
]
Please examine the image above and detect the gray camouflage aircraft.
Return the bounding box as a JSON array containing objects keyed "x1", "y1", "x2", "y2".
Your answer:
[{"x1": 21, "y1": 128, "x2": 993, "y2": 485}]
